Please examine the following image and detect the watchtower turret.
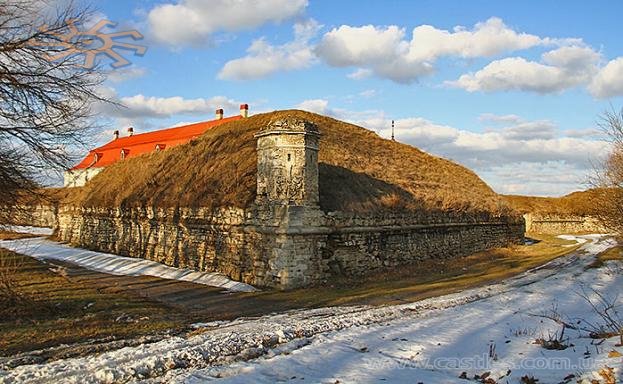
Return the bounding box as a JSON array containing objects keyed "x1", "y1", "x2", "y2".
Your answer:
[{"x1": 255, "y1": 118, "x2": 320, "y2": 207}]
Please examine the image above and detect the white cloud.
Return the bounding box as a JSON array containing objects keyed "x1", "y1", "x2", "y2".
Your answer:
[
  {"x1": 297, "y1": 99, "x2": 608, "y2": 196},
  {"x1": 491, "y1": 120, "x2": 558, "y2": 140},
  {"x1": 479, "y1": 113, "x2": 522, "y2": 124},
  {"x1": 450, "y1": 46, "x2": 601, "y2": 93},
  {"x1": 295, "y1": 99, "x2": 382, "y2": 124},
  {"x1": 218, "y1": 19, "x2": 320, "y2": 80},
  {"x1": 480, "y1": 162, "x2": 590, "y2": 196},
  {"x1": 358, "y1": 89, "x2": 377, "y2": 98},
  {"x1": 315, "y1": 17, "x2": 557, "y2": 84},
  {"x1": 347, "y1": 68, "x2": 373, "y2": 80},
  {"x1": 148, "y1": 0, "x2": 307, "y2": 46},
  {"x1": 117, "y1": 95, "x2": 241, "y2": 118},
  {"x1": 407, "y1": 17, "x2": 543, "y2": 61},
  {"x1": 96, "y1": 89, "x2": 242, "y2": 120},
  {"x1": 105, "y1": 67, "x2": 148, "y2": 83},
  {"x1": 296, "y1": 98, "x2": 329, "y2": 114},
  {"x1": 588, "y1": 57, "x2": 623, "y2": 98},
  {"x1": 315, "y1": 24, "x2": 431, "y2": 83},
  {"x1": 315, "y1": 25, "x2": 407, "y2": 67},
  {"x1": 564, "y1": 128, "x2": 601, "y2": 138}
]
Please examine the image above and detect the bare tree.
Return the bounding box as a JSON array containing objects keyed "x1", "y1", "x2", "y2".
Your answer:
[
  {"x1": 590, "y1": 107, "x2": 623, "y2": 236},
  {"x1": 0, "y1": 0, "x2": 107, "y2": 219}
]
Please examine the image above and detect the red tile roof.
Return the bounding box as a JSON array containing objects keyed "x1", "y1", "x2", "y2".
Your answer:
[{"x1": 71, "y1": 115, "x2": 241, "y2": 170}]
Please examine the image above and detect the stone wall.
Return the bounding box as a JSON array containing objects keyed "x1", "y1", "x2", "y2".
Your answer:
[
  {"x1": 56, "y1": 206, "x2": 276, "y2": 286},
  {"x1": 524, "y1": 213, "x2": 608, "y2": 235},
  {"x1": 1, "y1": 204, "x2": 58, "y2": 228},
  {"x1": 53, "y1": 204, "x2": 524, "y2": 289}
]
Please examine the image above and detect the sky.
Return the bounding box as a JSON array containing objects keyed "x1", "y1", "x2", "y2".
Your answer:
[{"x1": 74, "y1": 0, "x2": 623, "y2": 197}]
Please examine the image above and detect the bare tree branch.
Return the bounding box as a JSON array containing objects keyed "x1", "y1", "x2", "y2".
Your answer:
[
  {"x1": 589, "y1": 106, "x2": 623, "y2": 236},
  {"x1": 0, "y1": 0, "x2": 111, "y2": 219}
]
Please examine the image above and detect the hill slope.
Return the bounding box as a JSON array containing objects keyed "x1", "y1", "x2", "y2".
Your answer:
[
  {"x1": 66, "y1": 110, "x2": 514, "y2": 216},
  {"x1": 503, "y1": 189, "x2": 606, "y2": 216}
]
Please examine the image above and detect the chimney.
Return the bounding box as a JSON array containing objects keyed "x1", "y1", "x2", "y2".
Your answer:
[
  {"x1": 216, "y1": 108, "x2": 224, "y2": 120},
  {"x1": 127, "y1": 127, "x2": 134, "y2": 137},
  {"x1": 240, "y1": 103, "x2": 249, "y2": 118},
  {"x1": 113, "y1": 130, "x2": 119, "y2": 140}
]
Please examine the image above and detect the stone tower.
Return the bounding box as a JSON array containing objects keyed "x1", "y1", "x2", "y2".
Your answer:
[
  {"x1": 255, "y1": 118, "x2": 321, "y2": 207},
  {"x1": 254, "y1": 118, "x2": 324, "y2": 289}
]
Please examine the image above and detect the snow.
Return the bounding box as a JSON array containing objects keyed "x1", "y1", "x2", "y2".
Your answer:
[
  {"x1": 0, "y1": 225, "x2": 53, "y2": 236},
  {"x1": 0, "y1": 234, "x2": 621, "y2": 384},
  {"x1": 558, "y1": 234, "x2": 589, "y2": 246},
  {"x1": 0, "y1": 237, "x2": 256, "y2": 293}
]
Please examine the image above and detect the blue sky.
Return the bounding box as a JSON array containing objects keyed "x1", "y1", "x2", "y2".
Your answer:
[{"x1": 81, "y1": 0, "x2": 623, "y2": 196}]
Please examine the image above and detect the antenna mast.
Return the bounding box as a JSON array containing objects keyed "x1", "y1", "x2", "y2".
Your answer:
[{"x1": 391, "y1": 120, "x2": 395, "y2": 141}]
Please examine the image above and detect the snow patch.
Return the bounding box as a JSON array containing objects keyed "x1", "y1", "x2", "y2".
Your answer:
[
  {"x1": 1, "y1": 235, "x2": 621, "y2": 384},
  {"x1": 0, "y1": 225, "x2": 53, "y2": 236},
  {"x1": 0, "y1": 237, "x2": 256, "y2": 293}
]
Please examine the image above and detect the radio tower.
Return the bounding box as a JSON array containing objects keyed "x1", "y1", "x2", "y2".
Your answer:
[{"x1": 391, "y1": 120, "x2": 395, "y2": 141}]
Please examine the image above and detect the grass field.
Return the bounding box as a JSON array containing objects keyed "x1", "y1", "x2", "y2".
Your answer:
[
  {"x1": 0, "y1": 249, "x2": 188, "y2": 358},
  {"x1": 0, "y1": 232, "x2": 587, "y2": 360}
]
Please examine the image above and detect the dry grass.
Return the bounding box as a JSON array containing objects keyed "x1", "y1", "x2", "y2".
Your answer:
[
  {"x1": 0, "y1": 231, "x2": 38, "y2": 240},
  {"x1": 64, "y1": 110, "x2": 515, "y2": 217},
  {"x1": 504, "y1": 189, "x2": 609, "y2": 216},
  {"x1": 0, "y1": 250, "x2": 186, "y2": 356}
]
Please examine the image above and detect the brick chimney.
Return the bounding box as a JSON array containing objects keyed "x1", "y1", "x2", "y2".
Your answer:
[
  {"x1": 127, "y1": 127, "x2": 134, "y2": 137},
  {"x1": 240, "y1": 104, "x2": 249, "y2": 118},
  {"x1": 113, "y1": 130, "x2": 119, "y2": 140},
  {"x1": 216, "y1": 108, "x2": 224, "y2": 120}
]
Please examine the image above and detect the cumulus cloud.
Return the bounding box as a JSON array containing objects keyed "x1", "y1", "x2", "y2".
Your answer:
[
  {"x1": 588, "y1": 57, "x2": 623, "y2": 98},
  {"x1": 407, "y1": 17, "x2": 544, "y2": 61},
  {"x1": 315, "y1": 17, "x2": 553, "y2": 84},
  {"x1": 115, "y1": 95, "x2": 241, "y2": 118},
  {"x1": 347, "y1": 68, "x2": 372, "y2": 80},
  {"x1": 95, "y1": 88, "x2": 242, "y2": 120},
  {"x1": 479, "y1": 162, "x2": 590, "y2": 196},
  {"x1": 297, "y1": 100, "x2": 608, "y2": 196},
  {"x1": 478, "y1": 113, "x2": 522, "y2": 124},
  {"x1": 148, "y1": 0, "x2": 307, "y2": 46},
  {"x1": 449, "y1": 46, "x2": 601, "y2": 93},
  {"x1": 296, "y1": 98, "x2": 329, "y2": 114},
  {"x1": 315, "y1": 24, "x2": 431, "y2": 83},
  {"x1": 383, "y1": 115, "x2": 605, "y2": 195},
  {"x1": 105, "y1": 67, "x2": 148, "y2": 83},
  {"x1": 218, "y1": 19, "x2": 320, "y2": 80},
  {"x1": 295, "y1": 98, "x2": 381, "y2": 122},
  {"x1": 315, "y1": 25, "x2": 407, "y2": 67}
]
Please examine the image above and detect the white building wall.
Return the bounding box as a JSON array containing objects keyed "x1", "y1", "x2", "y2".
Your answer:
[{"x1": 63, "y1": 167, "x2": 103, "y2": 187}]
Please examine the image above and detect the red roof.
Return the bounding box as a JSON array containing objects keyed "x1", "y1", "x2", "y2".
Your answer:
[{"x1": 71, "y1": 115, "x2": 241, "y2": 170}]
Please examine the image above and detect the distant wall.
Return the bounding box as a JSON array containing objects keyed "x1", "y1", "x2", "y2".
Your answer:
[
  {"x1": 64, "y1": 167, "x2": 103, "y2": 188},
  {"x1": 524, "y1": 213, "x2": 609, "y2": 235},
  {"x1": 1, "y1": 204, "x2": 57, "y2": 228}
]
